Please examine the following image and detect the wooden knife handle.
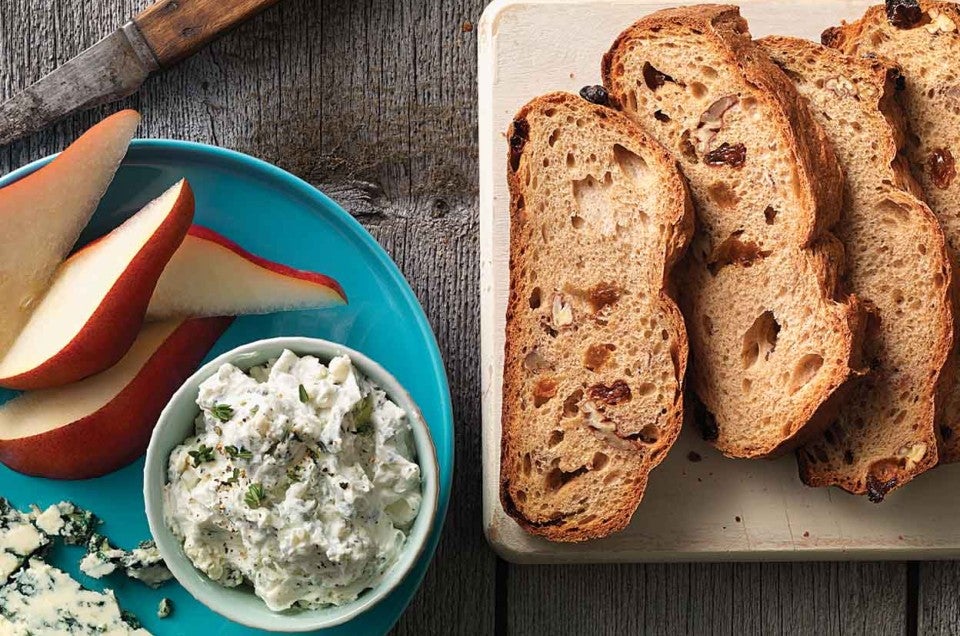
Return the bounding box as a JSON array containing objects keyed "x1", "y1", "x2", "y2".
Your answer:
[{"x1": 134, "y1": 0, "x2": 281, "y2": 67}]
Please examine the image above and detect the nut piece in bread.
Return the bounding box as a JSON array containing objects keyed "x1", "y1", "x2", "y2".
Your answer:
[
  {"x1": 602, "y1": 5, "x2": 865, "y2": 458},
  {"x1": 500, "y1": 91, "x2": 693, "y2": 542},
  {"x1": 762, "y1": 36, "x2": 954, "y2": 501}
]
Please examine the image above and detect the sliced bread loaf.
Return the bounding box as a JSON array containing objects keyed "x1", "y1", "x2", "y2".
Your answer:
[
  {"x1": 602, "y1": 5, "x2": 865, "y2": 458},
  {"x1": 500, "y1": 91, "x2": 693, "y2": 542},
  {"x1": 822, "y1": 1, "x2": 960, "y2": 462},
  {"x1": 760, "y1": 36, "x2": 954, "y2": 500}
]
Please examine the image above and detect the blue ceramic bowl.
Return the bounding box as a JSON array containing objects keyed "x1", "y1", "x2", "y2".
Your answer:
[{"x1": 144, "y1": 337, "x2": 439, "y2": 632}]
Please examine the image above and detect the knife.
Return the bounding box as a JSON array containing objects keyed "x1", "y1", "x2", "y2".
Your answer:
[{"x1": 0, "y1": 0, "x2": 281, "y2": 146}]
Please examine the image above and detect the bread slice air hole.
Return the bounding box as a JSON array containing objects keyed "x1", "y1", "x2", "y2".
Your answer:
[
  {"x1": 547, "y1": 429, "x2": 564, "y2": 447},
  {"x1": 529, "y1": 287, "x2": 542, "y2": 309},
  {"x1": 741, "y1": 310, "x2": 780, "y2": 369},
  {"x1": 636, "y1": 382, "x2": 656, "y2": 397},
  {"x1": 637, "y1": 424, "x2": 660, "y2": 443},
  {"x1": 544, "y1": 465, "x2": 588, "y2": 492},
  {"x1": 613, "y1": 144, "x2": 650, "y2": 188},
  {"x1": 602, "y1": 470, "x2": 621, "y2": 485},
  {"x1": 592, "y1": 452, "x2": 610, "y2": 470},
  {"x1": 789, "y1": 354, "x2": 824, "y2": 395},
  {"x1": 562, "y1": 389, "x2": 583, "y2": 417}
]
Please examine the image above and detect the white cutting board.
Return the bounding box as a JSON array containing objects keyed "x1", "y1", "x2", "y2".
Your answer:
[{"x1": 478, "y1": 0, "x2": 960, "y2": 563}]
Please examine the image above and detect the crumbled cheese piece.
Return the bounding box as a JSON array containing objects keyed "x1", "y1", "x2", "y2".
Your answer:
[
  {"x1": 0, "y1": 559, "x2": 151, "y2": 635},
  {"x1": 32, "y1": 505, "x2": 65, "y2": 536},
  {"x1": 157, "y1": 597, "x2": 173, "y2": 619},
  {"x1": 81, "y1": 535, "x2": 172, "y2": 588},
  {"x1": 0, "y1": 501, "x2": 47, "y2": 582}
]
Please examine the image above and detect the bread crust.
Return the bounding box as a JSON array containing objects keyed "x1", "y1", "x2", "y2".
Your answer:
[
  {"x1": 602, "y1": 5, "x2": 864, "y2": 458},
  {"x1": 500, "y1": 92, "x2": 693, "y2": 541},
  {"x1": 760, "y1": 35, "x2": 954, "y2": 499},
  {"x1": 822, "y1": 1, "x2": 960, "y2": 465}
]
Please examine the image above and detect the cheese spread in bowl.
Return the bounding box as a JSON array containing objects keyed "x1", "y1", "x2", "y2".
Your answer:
[{"x1": 143, "y1": 339, "x2": 439, "y2": 632}]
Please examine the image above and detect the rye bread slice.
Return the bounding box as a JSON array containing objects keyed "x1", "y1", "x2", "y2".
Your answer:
[
  {"x1": 500, "y1": 91, "x2": 693, "y2": 542},
  {"x1": 602, "y1": 5, "x2": 866, "y2": 458},
  {"x1": 761, "y1": 36, "x2": 954, "y2": 501},
  {"x1": 822, "y1": 1, "x2": 960, "y2": 463}
]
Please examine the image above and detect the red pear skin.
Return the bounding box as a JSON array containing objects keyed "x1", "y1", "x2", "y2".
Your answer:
[
  {"x1": 0, "y1": 182, "x2": 195, "y2": 390},
  {"x1": 146, "y1": 224, "x2": 347, "y2": 320},
  {"x1": 0, "y1": 316, "x2": 234, "y2": 479},
  {"x1": 187, "y1": 225, "x2": 347, "y2": 301}
]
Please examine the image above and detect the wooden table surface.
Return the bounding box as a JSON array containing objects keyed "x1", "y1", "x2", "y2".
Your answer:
[{"x1": 1, "y1": 1, "x2": 958, "y2": 634}]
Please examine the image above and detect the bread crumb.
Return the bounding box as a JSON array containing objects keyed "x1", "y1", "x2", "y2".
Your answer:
[
  {"x1": 687, "y1": 451, "x2": 702, "y2": 462},
  {"x1": 461, "y1": 21, "x2": 473, "y2": 32}
]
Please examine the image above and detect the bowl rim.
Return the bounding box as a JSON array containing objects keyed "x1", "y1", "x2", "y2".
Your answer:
[{"x1": 143, "y1": 336, "x2": 440, "y2": 632}]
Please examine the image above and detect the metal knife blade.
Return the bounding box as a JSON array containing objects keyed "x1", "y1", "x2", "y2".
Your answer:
[{"x1": 0, "y1": 22, "x2": 159, "y2": 147}]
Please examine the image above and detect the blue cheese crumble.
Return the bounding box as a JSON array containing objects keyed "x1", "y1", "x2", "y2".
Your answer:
[
  {"x1": 80, "y1": 535, "x2": 172, "y2": 588},
  {"x1": 163, "y1": 351, "x2": 422, "y2": 611},
  {"x1": 0, "y1": 500, "x2": 47, "y2": 583},
  {"x1": 0, "y1": 499, "x2": 99, "y2": 584},
  {"x1": 0, "y1": 499, "x2": 157, "y2": 633},
  {"x1": 0, "y1": 559, "x2": 149, "y2": 635}
]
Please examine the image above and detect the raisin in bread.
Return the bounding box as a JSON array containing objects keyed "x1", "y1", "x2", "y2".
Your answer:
[
  {"x1": 500, "y1": 91, "x2": 693, "y2": 542},
  {"x1": 602, "y1": 5, "x2": 866, "y2": 458},
  {"x1": 760, "y1": 36, "x2": 954, "y2": 500},
  {"x1": 822, "y1": 1, "x2": 960, "y2": 462}
]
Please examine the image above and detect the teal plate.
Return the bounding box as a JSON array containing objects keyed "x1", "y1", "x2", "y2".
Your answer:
[{"x1": 0, "y1": 140, "x2": 453, "y2": 635}]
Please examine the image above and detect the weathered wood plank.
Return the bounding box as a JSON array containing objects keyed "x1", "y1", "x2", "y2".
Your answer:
[
  {"x1": 919, "y1": 562, "x2": 960, "y2": 635},
  {"x1": 508, "y1": 562, "x2": 908, "y2": 635}
]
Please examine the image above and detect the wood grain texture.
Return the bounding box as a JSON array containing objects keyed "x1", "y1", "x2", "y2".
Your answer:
[
  {"x1": 0, "y1": 0, "x2": 938, "y2": 634},
  {"x1": 919, "y1": 562, "x2": 960, "y2": 635},
  {"x1": 508, "y1": 563, "x2": 908, "y2": 635},
  {"x1": 135, "y1": 0, "x2": 282, "y2": 67}
]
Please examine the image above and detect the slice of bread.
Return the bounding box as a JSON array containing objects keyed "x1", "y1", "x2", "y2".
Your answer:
[
  {"x1": 500, "y1": 91, "x2": 693, "y2": 542},
  {"x1": 602, "y1": 5, "x2": 865, "y2": 458},
  {"x1": 760, "y1": 36, "x2": 954, "y2": 500},
  {"x1": 822, "y1": 2, "x2": 960, "y2": 463}
]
